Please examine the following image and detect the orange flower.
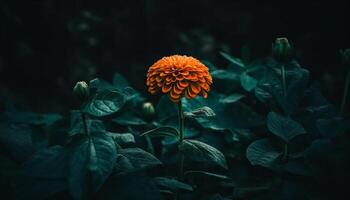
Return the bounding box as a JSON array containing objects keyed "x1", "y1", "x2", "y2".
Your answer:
[{"x1": 146, "y1": 55, "x2": 212, "y2": 102}]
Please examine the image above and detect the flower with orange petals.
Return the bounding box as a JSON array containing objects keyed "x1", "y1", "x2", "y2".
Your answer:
[{"x1": 146, "y1": 55, "x2": 212, "y2": 102}]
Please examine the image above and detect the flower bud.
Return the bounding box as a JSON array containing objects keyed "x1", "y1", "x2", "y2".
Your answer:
[
  {"x1": 73, "y1": 81, "x2": 90, "y2": 102},
  {"x1": 341, "y1": 48, "x2": 350, "y2": 68},
  {"x1": 272, "y1": 37, "x2": 293, "y2": 63},
  {"x1": 142, "y1": 102, "x2": 155, "y2": 116}
]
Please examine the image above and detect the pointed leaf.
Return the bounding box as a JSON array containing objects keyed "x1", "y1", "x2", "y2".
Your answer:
[
  {"x1": 246, "y1": 138, "x2": 282, "y2": 168},
  {"x1": 141, "y1": 126, "x2": 179, "y2": 139},
  {"x1": 84, "y1": 90, "x2": 125, "y2": 117},
  {"x1": 267, "y1": 112, "x2": 306, "y2": 142},
  {"x1": 179, "y1": 139, "x2": 227, "y2": 169},
  {"x1": 153, "y1": 177, "x2": 193, "y2": 191}
]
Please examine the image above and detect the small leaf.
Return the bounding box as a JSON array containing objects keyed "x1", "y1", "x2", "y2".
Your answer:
[
  {"x1": 219, "y1": 93, "x2": 245, "y2": 104},
  {"x1": 84, "y1": 90, "x2": 125, "y2": 117},
  {"x1": 240, "y1": 73, "x2": 257, "y2": 92},
  {"x1": 184, "y1": 106, "x2": 216, "y2": 118},
  {"x1": 141, "y1": 126, "x2": 179, "y2": 139},
  {"x1": 179, "y1": 139, "x2": 227, "y2": 169},
  {"x1": 153, "y1": 177, "x2": 193, "y2": 191},
  {"x1": 267, "y1": 112, "x2": 306, "y2": 142},
  {"x1": 119, "y1": 148, "x2": 162, "y2": 169},
  {"x1": 220, "y1": 52, "x2": 245, "y2": 68},
  {"x1": 246, "y1": 138, "x2": 282, "y2": 168}
]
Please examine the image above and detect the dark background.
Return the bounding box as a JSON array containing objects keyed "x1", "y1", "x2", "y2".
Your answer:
[{"x1": 0, "y1": 0, "x2": 349, "y2": 112}]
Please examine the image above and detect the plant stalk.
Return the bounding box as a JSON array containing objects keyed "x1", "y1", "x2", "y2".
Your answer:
[
  {"x1": 81, "y1": 111, "x2": 89, "y2": 136},
  {"x1": 177, "y1": 100, "x2": 185, "y2": 181},
  {"x1": 282, "y1": 143, "x2": 288, "y2": 162},
  {"x1": 281, "y1": 64, "x2": 287, "y2": 97},
  {"x1": 341, "y1": 69, "x2": 350, "y2": 116}
]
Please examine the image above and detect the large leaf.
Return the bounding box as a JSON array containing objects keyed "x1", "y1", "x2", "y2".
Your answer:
[
  {"x1": 152, "y1": 177, "x2": 193, "y2": 191},
  {"x1": 240, "y1": 72, "x2": 258, "y2": 92},
  {"x1": 255, "y1": 62, "x2": 309, "y2": 115},
  {"x1": 22, "y1": 146, "x2": 67, "y2": 179},
  {"x1": 141, "y1": 126, "x2": 179, "y2": 139},
  {"x1": 267, "y1": 112, "x2": 306, "y2": 143},
  {"x1": 18, "y1": 146, "x2": 68, "y2": 200},
  {"x1": 119, "y1": 148, "x2": 162, "y2": 170},
  {"x1": 0, "y1": 124, "x2": 34, "y2": 162},
  {"x1": 246, "y1": 138, "x2": 282, "y2": 168},
  {"x1": 84, "y1": 90, "x2": 125, "y2": 117},
  {"x1": 179, "y1": 139, "x2": 227, "y2": 169},
  {"x1": 68, "y1": 132, "x2": 117, "y2": 200}
]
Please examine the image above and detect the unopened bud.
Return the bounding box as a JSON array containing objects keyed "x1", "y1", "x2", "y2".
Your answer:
[
  {"x1": 73, "y1": 81, "x2": 90, "y2": 102},
  {"x1": 272, "y1": 37, "x2": 293, "y2": 63},
  {"x1": 341, "y1": 48, "x2": 350, "y2": 68},
  {"x1": 142, "y1": 102, "x2": 155, "y2": 116}
]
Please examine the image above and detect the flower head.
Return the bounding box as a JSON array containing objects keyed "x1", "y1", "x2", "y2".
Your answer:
[
  {"x1": 146, "y1": 55, "x2": 212, "y2": 102},
  {"x1": 73, "y1": 81, "x2": 90, "y2": 102},
  {"x1": 272, "y1": 37, "x2": 293, "y2": 63}
]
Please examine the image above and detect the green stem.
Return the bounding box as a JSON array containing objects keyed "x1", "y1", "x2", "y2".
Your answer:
[
  {"x1": 178, "y1": 100, "x2": 184, "y2": 142},
  {"x1": 177, "y1": 100, "x2": 185, "y2": 181},
  {"x1": 282, "y1": 143, "x2": 288, "y2": 162},
  {"x1": 281, "y1": 64, "x2": 287, "y2": 97},
  {"x1": 81, "y1": 111, "x2": 89, "y2": 136},
  {"x1": 341, "y1": 69, "x2": 350, "y2": 116}
]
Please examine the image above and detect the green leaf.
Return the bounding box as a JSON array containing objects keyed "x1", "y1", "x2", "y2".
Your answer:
[
  {"x1": 220, "y1": 52, "x2": 245, "y2": 68},
  {"x1": 89, "y1": 78, "x2": 114, "y2": 91},
  {"x1": 0, "y1": 124, "x2": 34, "y2": 162},
  {"x1": 219, "y1": 93, "x2": 245, "y2": 104},
  {"x1": 22, "y1": 146, "x2": 67, "y2": 179},
  {"x1": 68, "y1": 132, "x2": 117, "y2": 200},
  {"x1": 119, "y1": 148, "x2": 162, "y2": 169},
  {"x1": 112, "y1": 72, "x2": 129, "y2": 89},
  {"x1": 113, "y1": 112, "x2": 147, "y2": 126},
  {"x1": 18, "y1": 146, "x2": 68, "y2": 200},
  {"x1": 141, "y1": 126, "x2": 179, "y2": 139},
  {"x1": 152, "y1": 177, "x2": 193, "y2": 191},
  {"x1": 84, "y1": 90, "x2": 125, "y2": 117},
  {"x1": 179, "y1": 139, "x2": 227, "y2": 169},
  {"x1": 267, "y1": 112, "x2": 306, "y2": 142},
  {"x1": 246, "y1": 138, "x2": 282, "y2": 168},
  {"x1": 111, "y1": 133, "x2": 135, "y2": 145},
  {"x1": 240, "y1": 73, "x2": 258, "y2": 92},
  {"x1": 184, "y1": 106, "x2": 216, "y2": 118},
  {"x1": 184, "y1": 170, "x2": 230, "y2": 180}
]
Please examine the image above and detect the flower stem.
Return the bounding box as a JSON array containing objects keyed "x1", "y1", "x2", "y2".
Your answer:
[
  {"x1": 341, "y1": 69, "x2": 350, "y2": 116},
  {"x1": 282, "y1": 143, "x2": 288, "y2": 162},
  {"x1": 281, "y1": 64, "x2": 287, "y2": 97},
  {"x1": 81, "y1": 111, "x2": 89, "y2": 136},
  {"x1": 177, "y1": 100, "x2": 185, "y2": 181},
  {"x1": 178, "y1": 100, "x2": 185, "y2": 143}
]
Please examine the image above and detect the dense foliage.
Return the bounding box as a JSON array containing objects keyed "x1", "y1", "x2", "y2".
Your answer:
[{"x1": 1, "y1": 43, "x2": 350, "y2": 200}]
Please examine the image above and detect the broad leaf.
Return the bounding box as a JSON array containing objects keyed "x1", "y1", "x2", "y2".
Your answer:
[
  {"x1": 179, "y1": 139, "x2": 227, "y2": 169},
  {"x1": 119, "y1": 148, "x2": 162, "y2": 170},
  {"x1": 68, "y1": 132, "x2": 117, "y2": 200},
  {"x1": 153, "y1": 177, "x2": 193, "y2": 191},
  {"x1": 246, "y1": 138, "x2": 282, "y2": 168},
  {"x1": 240, "y1": 73, "x2": 258, "y2": 92},
  {"x1": 267, "y1": 112, "x2": 306, "y2": 142},
  {"x1": 111, "y1": 133, "x2": 136, "y2": 145},
  {"x1": 84, "y1": 90, "x2": 125, "y2": 117},
  {"x1": 141, "y1": 126, "x2": 179, "y2": 139}
]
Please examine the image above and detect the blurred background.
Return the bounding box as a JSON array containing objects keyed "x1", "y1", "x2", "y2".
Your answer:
[{"x1": 0, "y1": 0, "x2": 349, "y2": 112}]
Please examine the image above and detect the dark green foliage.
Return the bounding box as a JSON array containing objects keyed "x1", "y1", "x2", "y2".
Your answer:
[{"x1": 1, "y1": 49, "x2": 350, "y2": 200}]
